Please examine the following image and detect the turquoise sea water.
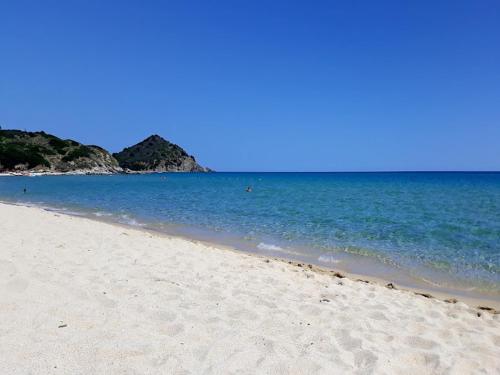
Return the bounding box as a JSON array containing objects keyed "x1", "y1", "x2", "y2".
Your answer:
[{"x1": 1, "y1": 172, "x2": 499, "y2": 295}]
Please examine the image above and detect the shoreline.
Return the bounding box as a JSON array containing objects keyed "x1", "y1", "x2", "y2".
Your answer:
[
  {"x1": 2, "y1": 200, "x2": 500, "y2": 311},
  {"x1": 2, "y1": 173, "x2": 499, "y2": 303},
  {"x1": 0, "y1": 170, "x2": 122, "y2": 177},
  {"x1": 1, "y1": 202, "x2": 499, "y2": 373},
  {"x1": 103, "y1": 218, "x2": 500, "y2": 311},
  {"x1": 0, "y1": 169, "x2": 213, "y2": 177}
]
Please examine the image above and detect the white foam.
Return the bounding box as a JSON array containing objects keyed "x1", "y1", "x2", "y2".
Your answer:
[
  {"x1": 256, "y1": 242, "x2": 305, "y2": 256},
  {"x1": 318, "y1": 254, "x2": 341, "y2": 264},
  {"x1": 257, "y1": 242, "x2": 284, "y2": 251},
  {"x1": 94, "y1": 211, "x2": 113, "y2": 217},
  {"x1": 119, "y1": 214, "x2": 145, "y2": 227}
]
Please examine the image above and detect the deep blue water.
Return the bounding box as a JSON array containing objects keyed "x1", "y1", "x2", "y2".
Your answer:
[{"x1": 1, "y1": 172, "x2": 500, "y2": 293}]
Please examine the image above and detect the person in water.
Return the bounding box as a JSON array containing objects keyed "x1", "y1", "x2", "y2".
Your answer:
[
  {"x1": 246, "y1": 186, "x2": 252, "y2": 192},
  {"x1": 23, "y1": 187, "x2": 27, "y2": 194}
]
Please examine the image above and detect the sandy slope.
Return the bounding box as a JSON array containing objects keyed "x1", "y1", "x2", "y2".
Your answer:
[{"x1": 0, "y1": 203, "x2": 499, "y2": 374}]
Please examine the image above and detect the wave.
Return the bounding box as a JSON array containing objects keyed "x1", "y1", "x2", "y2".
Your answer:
[
  {"x1": 256, "y1": 242, "x2": 304, "y2": 257},
  {"x1": 257, "y1": 242, "x2": 284, "y2": 251},
  {"x1": 318, "y1": 254, "x2": 341, "y2": 264},
  {"x1": 118, "y1": 214, "x2": 145, "y2": 227},
  {"x1": 94, "y1": 211, "x2": 113, "y2": 217}
]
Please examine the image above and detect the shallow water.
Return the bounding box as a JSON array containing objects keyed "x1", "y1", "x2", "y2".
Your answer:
[{"x1": 1, "y1": 172, "x2": 499, "y2": 296}]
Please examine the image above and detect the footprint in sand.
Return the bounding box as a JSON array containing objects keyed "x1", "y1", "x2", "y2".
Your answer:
[
  {"x1": 336, "y1": 330, "x2": 362, "y2": 351},
  {"x1": 354, "y1": 349, "x2": 378, "y2": 370},
  {"x1": 254, "y1": 298, "x2": 277, "y2": 309},
  {"x1": 5, "y1": 277, "x2": 29, "y2": 293},
  {"x1": 162, "y1": 293, "x2": 181, "y2": 301},
  {"x1": 193, "y1": 345, "x2": 209, "y2": 361},
  {"x1": 160, "y1": 323, "x2": 184, "y2": 337},
  {"x1": 492, "y1": 335, "x2": 500, "y2": 347},
  {"x1": 227, "y1": 308, "x2": 259, "y2": 321},
  {"x1": 298, "y1": 304, "x2": 321, "y2": 316},
  {"x1": 0, "y1": 260, "x2": 17, "y2": 280},
  {"x1": 405, "y1": 335, "x2": 438, "y2": 350},
  {"x1": 250, "y1": 335, "x2": 276, "y2": 355},
  {"x1": 369, "y1": 311, "x2": 389, "y2": 321},
  {"x1": 151, "y1": 310, "x2": 177, "y2": 322},
  {"x1": 208, "y1": 281, "x2": 223, "y2": 289},
  {"x1": 401, "y1": 352, "x2": 441, "y2": 371},
  {"x1": 94, "y1": 293, "x2": 117, "y2": 308}
]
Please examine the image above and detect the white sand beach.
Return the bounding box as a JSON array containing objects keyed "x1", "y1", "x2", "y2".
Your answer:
[{"x1": 1, "y1": 203, "x2": 499, "y2": 374}]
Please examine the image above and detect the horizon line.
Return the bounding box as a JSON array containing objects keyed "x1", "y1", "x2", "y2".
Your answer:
[{"x1": 208, "y1": 170, "x2": 500, "y2": 173}]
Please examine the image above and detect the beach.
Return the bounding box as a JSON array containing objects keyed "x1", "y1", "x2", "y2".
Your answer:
[{"x1": 1, "y1": 202, "x2": 499, "y2": 374}]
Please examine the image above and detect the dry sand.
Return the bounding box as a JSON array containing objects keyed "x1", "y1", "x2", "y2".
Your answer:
[{"x1": 1, "y1": 203, "x2": 499, "y2": 374}]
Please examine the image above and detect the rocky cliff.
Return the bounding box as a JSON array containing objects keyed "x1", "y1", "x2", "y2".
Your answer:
[
  {"x1": 113, "y1": 135, "x2": 210, "y2": 172},
  {"x1": 0, "y1": 130, "x2": 122, "y2": 174}
]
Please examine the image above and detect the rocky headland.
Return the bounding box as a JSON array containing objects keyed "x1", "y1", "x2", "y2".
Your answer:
[
  {"x1": 113, "y1": 135, "x2": 210, "y2": 173},
  {"x1": 0, "y1": 129, "x2": 210, "y2": 175}
]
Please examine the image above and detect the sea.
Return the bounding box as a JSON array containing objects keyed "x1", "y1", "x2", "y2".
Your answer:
[{"x1": 1, "y1": 172, "x2": 499, "y2": 300}]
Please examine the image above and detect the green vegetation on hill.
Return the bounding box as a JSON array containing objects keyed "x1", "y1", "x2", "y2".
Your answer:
[
  {"x1": 113, "y1": 134, "x2": 208, "y2": 172},
  {"x1": 0, "y1": 129, "x2": 101, "y2": 172},
  {"x1": 48, "y1": 137, "x2": 71, "y2": 153},
  {"x1": 0, "y1": 143, "x2": 51, "y2": 170},
  {"x1": 0, "y1": 129, "x2": 207, "y2": 173},
  {"x1": 61, "y1": 146, "x2": 94, "y2": 162}
]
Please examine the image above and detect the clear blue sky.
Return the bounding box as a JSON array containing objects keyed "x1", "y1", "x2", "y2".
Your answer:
[{"x1": 1, "y1": 1, "x2": 499, "y2": 171}]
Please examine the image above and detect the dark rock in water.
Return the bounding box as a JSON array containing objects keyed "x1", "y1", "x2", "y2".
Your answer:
[
  {"x1": 113, "y1": 134, "x2": 210, "y2": 172},
  {"x1": 331, "y1": 271, "x2": 345, "y2": 278},
  {"x1": 415, "y1": 292, "x2": 433, "y2": 299},
  {"x1": 0, "y1": 129, "x2": 122, "y2": 174},
  {"x1": 477, "y1": 306, "x2": 494, "y2": 311},
  {"x1": 386, "y1": 283, "x2": 396, "y2": 289}
]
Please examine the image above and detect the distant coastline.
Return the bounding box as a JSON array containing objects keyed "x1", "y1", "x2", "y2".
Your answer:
[
  {"x1": 0, "y1": 169, "x2": 210, "y2": 177},
  {"x1": 2, "y1": 170, "x2": 499, "y2": 177},
  {"x1": 0, "y1": 129, "x2": 210, "y2": 175}
]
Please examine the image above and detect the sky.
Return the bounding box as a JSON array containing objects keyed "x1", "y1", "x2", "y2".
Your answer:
[{"x1": 1, "y1": 1, "x2": 499, "y2": 171}]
